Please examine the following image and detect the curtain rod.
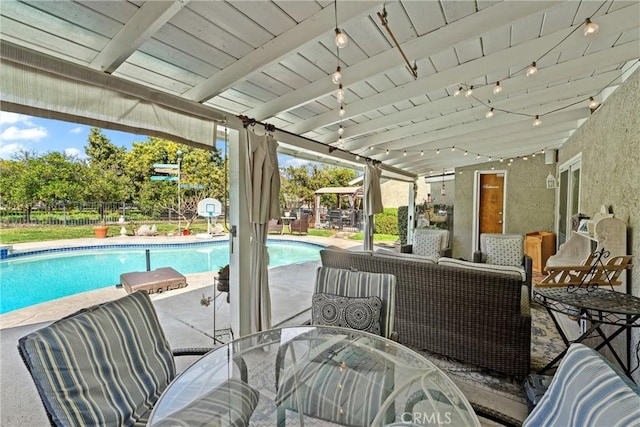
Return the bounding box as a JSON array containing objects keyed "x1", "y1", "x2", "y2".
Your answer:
[{"x1": 238, "y1": 114, "x2": 381, "y2": 166}]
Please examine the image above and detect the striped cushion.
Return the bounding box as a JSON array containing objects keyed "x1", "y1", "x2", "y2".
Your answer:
[
  {"x1": 523, "y1": 343, "x2": 640, "y2": 427},
  {"x1": 437, "y1": 257, "x2": 526, "y2": 281},
  {"x1": 314, "y1": 267, "x2": 396, "y2": 339},
  {"x1": 374, "y1": 248, "x2": 437, "y2": 264},
  {"x1": 276, "y1": 339, "x2": 394, "y2": 426},
  {"x1": 150, "y1": 378, "x2": 259, "y2": 427},
  {"x1": 18, "y1": 292, "x2": 175, "y2": 427}
]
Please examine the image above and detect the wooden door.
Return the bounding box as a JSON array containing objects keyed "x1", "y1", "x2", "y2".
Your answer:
[{"x1": 479, "y1": 174, "x2": 504, "y2": 234}]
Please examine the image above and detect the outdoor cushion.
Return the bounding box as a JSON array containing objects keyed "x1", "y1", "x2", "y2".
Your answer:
[
  {"x1": 312, "y1": 293, "x2": 382, "y2": 336},
  {"x1": 18, "y1": 291, "x2": 175, "y2": 427},
  {"x1": 485, "y1": 235, "x2": 523, "y2": 266},
  {"x1": 413, "y1": 231, "x2": 443, "y2": 258},
  {"x1": 437, "y1": 257, "x2": 526, "y2": 281},
  {"x1": 314, "y1": 267, "x2": 396, "y2": 339},
  {"x1": 374, "y1": 248, "x2": 437, "y2": 264},
  {"x1": 523, "y1": 343, "x2": 640, "y2": 427}
]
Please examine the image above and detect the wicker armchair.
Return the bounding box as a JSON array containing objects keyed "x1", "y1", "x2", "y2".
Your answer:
[{"x1": 289, "y1": 213, "x2": 309, "y2": 235}]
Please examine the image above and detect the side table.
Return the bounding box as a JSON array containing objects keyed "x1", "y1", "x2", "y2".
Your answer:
[{"x1": 533, "y1": 287, "x2": 640, "y2": 377}]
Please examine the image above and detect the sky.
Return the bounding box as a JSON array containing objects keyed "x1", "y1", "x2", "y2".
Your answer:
[{"x1": 0, "y1": 111, "x2": 309, "y2": 167}]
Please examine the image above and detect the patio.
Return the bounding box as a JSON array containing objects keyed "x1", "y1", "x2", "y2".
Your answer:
[{"x1": 2, "y1": 235, "x2": 552, "y2": 426}]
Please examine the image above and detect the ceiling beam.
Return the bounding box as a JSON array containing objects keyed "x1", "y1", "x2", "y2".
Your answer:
[
  {"x1": 285, "y1": 4, "x2": 638, "y2": 135},
  {"x1": 247, "y1": 0, "x2": 558, "y2": 121},
  {"x1": 89, "y1": 1, "x2": 188, "y2": 73},
  {"x1": 182, "y1": 1, "x2": 383, "y2": 103}
]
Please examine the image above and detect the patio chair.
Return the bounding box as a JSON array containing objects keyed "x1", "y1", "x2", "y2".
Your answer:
[
  {"x1": 473, "y1": 233, "x2": 533, "y2": 288},
  {"x1": 268, "y1": 218, "x2": 283, "y2": 234},
  {"x1": 275, "y1": 266, "x2": 397, "y2": 426},
  {"x1": 18, "y1": 291, "x2": 258, "y2": 427},
  {"x1": 401, "y1": 228, "x2": 452, "y2": 258},
  {"x1": 289, "y1": 213, "x2": 309, "y2": 235}
]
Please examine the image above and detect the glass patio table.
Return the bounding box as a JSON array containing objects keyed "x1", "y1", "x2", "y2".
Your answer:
[{"x1": 149, "y1": 326, "x2": 480, "y2": 426}]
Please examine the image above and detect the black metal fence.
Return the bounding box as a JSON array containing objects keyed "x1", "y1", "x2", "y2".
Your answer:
[{"x1": 0, "y1": 202, "x2": 183, "y2": 226}]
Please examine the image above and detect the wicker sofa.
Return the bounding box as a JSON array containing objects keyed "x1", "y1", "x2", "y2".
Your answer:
[{"x1": 320, "y1": 249, "x2": 531, "y2": 378}]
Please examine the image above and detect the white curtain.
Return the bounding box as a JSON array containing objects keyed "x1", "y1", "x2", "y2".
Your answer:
[
  {"x1": 364, "y1": 163, "x2": 383, "y2": 250},
  {"x1": 243, "y1": 128, "x2": 280, "y2": 333}
]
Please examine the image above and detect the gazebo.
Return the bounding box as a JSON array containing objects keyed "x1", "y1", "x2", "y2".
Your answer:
[{"x1": 314, "y1": 186, "x2": 364, "y2": 230}]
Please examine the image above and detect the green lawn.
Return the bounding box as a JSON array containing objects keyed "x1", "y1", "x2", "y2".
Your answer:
[{"x1": 0, "y1": 224, "x2": 398, "y2": 245}]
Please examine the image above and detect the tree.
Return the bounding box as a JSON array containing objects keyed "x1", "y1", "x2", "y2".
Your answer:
[{"x1": 280, "y1": 164, "x2": 358, "y2": 210}]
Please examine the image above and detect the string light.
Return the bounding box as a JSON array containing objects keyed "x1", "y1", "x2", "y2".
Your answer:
[
  {"x1": 583, "y1": 18, "x2": 599, "y2": 36},
  {"x1": 338, "y1": 125, "x2": 344, "y2": 135},
  {"x1": 454, "y1": 87, "x2": 462, "y2": 97},
  {"x1": 526, "y1": 61, "x2": 538, "y2": 77},
  {"x1": 420, "y1": 150, "x2": 424, "y2": 156},
  {"x1": 339, "y1": 105, "x2": 345, "y2": 117},
  {"x1": 336, "y1": 84, "x2": 344, "y2": 103},
  {"x1": 533, "y1": 115, "x2": 542, "y2": 126},
  {"x1": 485, "y1": 108, "x2": 494, "y2": 119},
  {"x1": 493, "y1": 82, "x2": 503, "y2": 95},
  {"x1": 335, "y1": 29, "x2": 348, "y2": 48},
  {"x1": 589, "y1": 97, "x2": 599, "y2": 109},
  {"x1": 465, "y1": 86, "x2": 474, "y2": 97},
  {"x1": 331, "y1": 66, "x2": 342, "y2": 84}
]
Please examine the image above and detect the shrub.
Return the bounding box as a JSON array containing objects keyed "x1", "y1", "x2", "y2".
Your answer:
[
  {"x1": 397, "y1": 206, "x2": 408, "y2": 245},
  {"x1": 374, "y1": 208, "x2": 398, "y2": 235}
]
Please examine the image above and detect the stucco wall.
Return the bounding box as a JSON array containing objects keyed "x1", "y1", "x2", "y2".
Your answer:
[
  {"x1": 452, "y1": 156, "x2": 556, "y2": 260},
  {"x1": 380, "y1": 179, "x2": 430, "y2": 208},
  {"x1": 557, "y1": 69, "x2": 639, "y2": 382}
]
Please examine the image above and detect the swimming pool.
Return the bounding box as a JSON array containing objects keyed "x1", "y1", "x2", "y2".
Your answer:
[{"x1": 0, "y1": 240, "x2": 323, "y2": 314}]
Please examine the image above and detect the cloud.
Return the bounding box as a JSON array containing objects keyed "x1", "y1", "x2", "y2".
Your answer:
[
  {"x1": 0, "y1": 125, "x2": 48, "y2": 141},
  {"x1": 64, "y1": 148, "x2": 85, "y2": 159},
  {"x1": 0, "y1": 112, "x2": 35, "y2": 126},
  {"x1": 281, "y1": 157, "x2": 310, "y2": 168},
  {"x1": 0, "y1": 142, "x2": 28, "y2": 159},
  {"x1": 69, "y1": 127, "x2": 83, "y2": 134}
]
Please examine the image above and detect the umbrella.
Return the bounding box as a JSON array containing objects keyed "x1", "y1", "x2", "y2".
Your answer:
[
  {"x1": 363, "y1": 163, "x2": 383, "y2": 251},
  {"x1": 243, "y1": 128, "x2": 280, "y2": 333}
]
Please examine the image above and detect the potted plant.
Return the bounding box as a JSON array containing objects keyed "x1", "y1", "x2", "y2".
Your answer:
[{"x1": 94, "y1": 222, "x2": 108, "y2": 238}]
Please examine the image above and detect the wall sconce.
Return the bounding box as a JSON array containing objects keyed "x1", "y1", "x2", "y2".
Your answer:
[{"x1": 546, "y1": 173, "x2": 557, "y2": 189}]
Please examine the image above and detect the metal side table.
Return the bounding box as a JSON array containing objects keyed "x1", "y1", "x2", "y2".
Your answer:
[{"x1": 533, "y1": 287, "x2": 640, "y2": 377}]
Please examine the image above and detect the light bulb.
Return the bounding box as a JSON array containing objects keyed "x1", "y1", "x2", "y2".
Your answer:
[
  {"x1": 420, "y1": 150, "x2": 424, "y2": 156},
  {"x1": 337, "y1": 137, "x2": 344, "y2": 148},
  {"x1": 338, "y1": 125, "x2": 344, "y2": 136},
  {"x1": 526, "y1": 61, "x2": 538, "y2": 77},
  {"x1": 385, "y1": 149, "x2": 389, "y2": 155},
  {"x1": 488, "y1": 157, "x2": 492, "y2": 161},
  {"x1": 464, "y1": 151, "x2": 468, "y2": 156},
  {"x1": 454, "y1": 87, "x2": 462, "y2": 97},
  {"x1": 523, "y1": 156, "x2": 528, "y2": 160},
  {"x1": 403, "y1": 150, "x2": 407, "y2": 156},
  {"x1": 451, "y1": 147, "x2": 455, "y2": 152},
  {"x1": 335, "y1": 29, "x2": 348, "y2": 48},
  {"x1": 355, "y1": 154, "x2": 360, "y2": 160},
  {"x1": 331, "y1": 67, "x2": 342, "y2": 84},
  {"x1": 336, "y1": 85, "x2": 344, "y2": 103},
  {"x1": 486, "y1": 108, "x2": 494, "y2": 119},
  {"x1": 476, "y1": 154, "x2": 481, "y2": 159},
  {"x1": 436, "y1": 149, "x2": 440, "y2": 155},
  {"x1": 339, "y1": 105, "x2": 345, "y2": 117},
  {"x1": 584, "y1": 18, "x2": 599, "y2": 36},
  {"x1": 493, "y1": 82, "x2": 503, "y2": 95},
  {"x1": 533, "y1": 115, "x2": 542, "y2": 126},
  {"x1": 589, "y1": 97, "x2": 599, "y2": 109},
  {"x1": 499, "y1": 158, "x2": 504, "y2": 162},
  {"x1": 465, "y1": 86, "x2": 473, "y2": 97}
]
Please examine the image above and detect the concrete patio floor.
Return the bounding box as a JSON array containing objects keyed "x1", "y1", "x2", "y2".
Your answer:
[
  {"x1": 0, "y1": 234, "x2": 520, "y2": 426},
  {"x1": 0, "y1": 234, "x2": 363, "y2": 426}
]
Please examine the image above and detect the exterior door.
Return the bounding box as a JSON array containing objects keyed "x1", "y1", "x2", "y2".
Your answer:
[
  {"x1": 479, "y1": 173, "x2": 505, "y2": 235},
  {"x1": 557, "y1": 155, "x2": 581, "y2": 247}
]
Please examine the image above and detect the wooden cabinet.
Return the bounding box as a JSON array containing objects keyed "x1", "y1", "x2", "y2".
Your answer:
[{"x1": 525, "y1": 231, "x2": 556, "y2": 273}]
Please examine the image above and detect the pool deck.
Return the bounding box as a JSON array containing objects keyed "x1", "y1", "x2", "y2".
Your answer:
[{"x1": 0, "y1": 233, "x2": 365, "y2": 426}]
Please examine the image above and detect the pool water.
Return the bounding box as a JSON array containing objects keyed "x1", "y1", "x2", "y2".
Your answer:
[{"x1": 0, "y1": 241, "x2": 322, "y2": 314}]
